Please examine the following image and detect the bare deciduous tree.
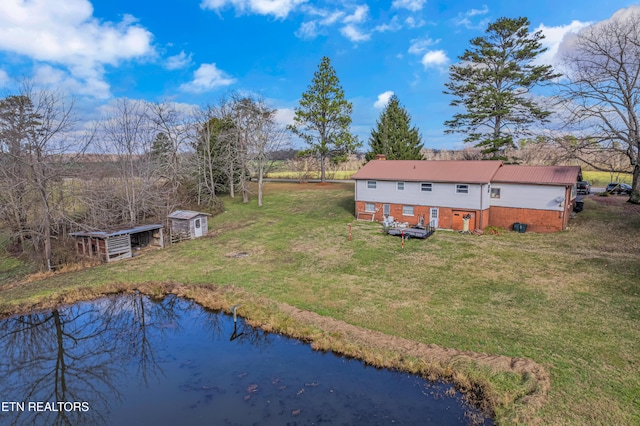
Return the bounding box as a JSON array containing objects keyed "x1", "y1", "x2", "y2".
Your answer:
[
  {"x1": 97, "y1": 98, "x2": 157, "y2": 226},
  {"x1": 0, "y1": 84, "x2": 82, "y2": 270},
  {"x1": 558, "y1": 7, "x2": 640, "y2": 202}
]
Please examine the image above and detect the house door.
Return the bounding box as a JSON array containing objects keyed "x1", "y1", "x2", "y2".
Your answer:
[
  {"x1": 383, "y1": 204, "x2": 390, "y2": 216},
  {"x1": 429, "y1": 208, "x2": 439, "y2": 228},
  {"x1": 452, "y1": 211, "x2": 475, "y2": 231},
  {"x1": 194, "y1": 218, "x2": 203, "y2": 237}
]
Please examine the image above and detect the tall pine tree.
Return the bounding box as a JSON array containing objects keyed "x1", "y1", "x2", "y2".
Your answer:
[
  {"x1": 288, "y1": 56, "x2": 360, "y2": 182},
  {"x1": 444, "y1": 17, "x2": 559, "y2": 160},
  {"x1": 366, "y1": 94, "x2": 423, "y2": 162}
]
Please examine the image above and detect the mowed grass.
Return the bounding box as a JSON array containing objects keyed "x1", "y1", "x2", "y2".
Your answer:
[{"x1": 0, "y1": 183, "x2": 639, "y2": 424}]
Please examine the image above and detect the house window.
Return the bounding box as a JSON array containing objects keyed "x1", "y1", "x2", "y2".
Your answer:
[
  {"x1": 456, "y1": 184, "x2": 469, "y2": 194},
  {"x1": 195, "y1": 219, "x2": 201, "y2": 229},
  {"x1": 402, "y1": 205, "x2": 414, "y2": 216},
  {"x1": 367, "y1": 181, "x2": 377, "y2": 189},
  {"x1": 397, "y1": 182, "x2": 405, "y2": 191},
  {"x1": 421, "y1": 183, "x2": 433, "y2": 192},
  {"x1": 365, "y1": 203, "x2": 375, "y2": 212},
  {"x1": 490, "y1": 188, "x2": 501, "y2": 199}
]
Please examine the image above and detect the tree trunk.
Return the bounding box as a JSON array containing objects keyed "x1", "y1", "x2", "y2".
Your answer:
[{"x1": 630, "y1": 163, "x2": 640, "y2": 204}]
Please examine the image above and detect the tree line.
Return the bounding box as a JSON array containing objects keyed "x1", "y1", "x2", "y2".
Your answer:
[{"x1": 0, "y1": 88, "x2": 289, "y2": 271}]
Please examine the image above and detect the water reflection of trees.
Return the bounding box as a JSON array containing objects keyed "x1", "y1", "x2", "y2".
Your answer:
[
  {"x1": 0, "y1": 294, "x2": 179, "y2": 425},
  {"x1": 0, "y1": 304, "x2": 118, "y2": 425},
  {"x1": 0, "y1": 294, "x2": 273, "y2": 425}
]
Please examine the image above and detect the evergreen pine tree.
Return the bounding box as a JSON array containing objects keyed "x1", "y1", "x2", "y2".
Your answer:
[
  {"x1": 288, "y1": 56, "x2": 360, "y2": 181},
  {"x1": 366, "y1": 94, "x2": 423, "y2": 162},
  {"x1": 444, "y1": 17, "x2": 559, "y2": 159}
]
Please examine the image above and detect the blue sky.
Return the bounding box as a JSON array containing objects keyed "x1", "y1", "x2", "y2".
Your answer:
[{"x1": 0, "y1": 0, "x2": 637, "y2": 150}]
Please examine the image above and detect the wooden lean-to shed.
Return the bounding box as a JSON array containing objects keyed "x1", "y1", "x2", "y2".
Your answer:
[
  {"x1": 70, "y1": 224, "x2": 165, "y2": 263},
  {"x1": 168, "y1": 210, "x2": 210, "y2": 241}
]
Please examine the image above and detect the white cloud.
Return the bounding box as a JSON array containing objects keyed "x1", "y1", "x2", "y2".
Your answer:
[
  {"x1": 165, "y1": 51, "x2": 193, "y2": 70},
  {"x1": 421, "y1": 50, "x2": 449, "y2": 69},
  {"x1": 374, "y1": 91, "x2": 394, "y2": 109},
  {"x1": 454, "y1": 5, "x2": 490, "y2": 29},
  {"x1": 405, "y1": 16, "x2": 426, "y2": 29},
  {"x1": 0, "y1": 0, "x2": 154, "y2": 98},
  {"x1": 340, "y1": 5, "x2": 370, "y2": 42},
  {"x1": 343, "y1": 5, "x2": 369, "y2": 24},
  {"x1": 375, "y1": 16, "x2": 402, "y2": 33},
  {"x1": 180, "y1": 63, "x2": 236, "y2": 93},
  {"x1": 408, "y1": 37, "x2": 439, "y2": 55},
  {"x1": 33, "y1": 64, "x2": 111, "y2": 99},
  {"x1": 392, "y1": 0, "x2": 426, "y2": 12},
  {"x1": 341, "y1": 24, "x2": 371, "y2": 42},
  {"x1": 295, "y1": 21, "x2": 319, "y2": 39},
  {"x1": 200, "y1": 0, "x2": 307, "y2": 19},
  {"x1": 275, "y1": 107, "x2": 295, "y2": 126},
  {"x1": 466, "y1": 5, "x2": 489, "y2": 17},
  {"x1": 535, "y1": 21, "x2": 591, "y2": 69},
  {"x1": 554, "y1": 5, "x2": 640, "y2": 77}
]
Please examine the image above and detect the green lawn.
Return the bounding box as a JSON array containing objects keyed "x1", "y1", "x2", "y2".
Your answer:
[{"x1": 0, "y1": 183, "x2": 638, "y2": 425}]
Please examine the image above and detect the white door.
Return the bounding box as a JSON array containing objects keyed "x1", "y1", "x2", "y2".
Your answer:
[
  {"x1": 430, "y1": 208, "x2": 439, "y2": 228},
  {"x1": 194, "y1": 218, "x2": 203, "y2": 238},
  {"x1": 383, "y1": 204, "x2": 390, "y2": 216}
]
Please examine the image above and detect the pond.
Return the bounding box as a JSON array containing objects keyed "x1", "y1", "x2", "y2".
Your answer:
[{"x1": 0, "y1": 294, "x2": 493, "y2": 425}]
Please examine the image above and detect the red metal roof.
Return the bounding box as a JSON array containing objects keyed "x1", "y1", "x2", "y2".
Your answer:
[
  {"x1": 492, "y1": 165, "x2": 581, "y2": 185},
  {"x1": 351, "y1": 160, "x2": 503, "y2": 183}
]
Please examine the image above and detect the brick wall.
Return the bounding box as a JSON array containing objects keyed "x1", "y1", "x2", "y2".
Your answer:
[
  {"x1": 356, "y1": 201, "x2": 567, "y2": 232},
  {"x1": 488, "y1": 206, "x2": 565, "y2": 232}
]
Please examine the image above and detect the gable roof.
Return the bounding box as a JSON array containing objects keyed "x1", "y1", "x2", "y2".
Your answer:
[
  {"x1": 168, "y1": 210, "x2": 210, "y2": 220},
  {"x1": 492, "y1": 165, "x2": 581, "y2": 186},
  {"x1": 351, "y1": 160, "x2": 503, "y2": 184}
]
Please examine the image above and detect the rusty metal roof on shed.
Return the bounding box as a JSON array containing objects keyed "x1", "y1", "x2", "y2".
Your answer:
[
  {"x1": 351, "y1": 160, "x2": 504, "y2": 183},
  {"x1": 70, "y1": 224, "x2": 163, "y2": 238},
  {"x1": 492, "y1": 165, "x2": 581, "y2": 186},
  {"x1": 167, "y1": 210, "x2": 211, "y2": 220}
]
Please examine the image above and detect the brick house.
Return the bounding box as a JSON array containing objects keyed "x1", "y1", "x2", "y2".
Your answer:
[{"x1": 352, "y1": 158, "x2": 581, "y2": 233}]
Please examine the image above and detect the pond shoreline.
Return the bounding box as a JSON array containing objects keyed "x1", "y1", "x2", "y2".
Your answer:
[{"x1": 0, "y1": 280, "x2": 550, "y2": 424}]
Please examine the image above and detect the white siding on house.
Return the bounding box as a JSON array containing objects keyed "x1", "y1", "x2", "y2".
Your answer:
[
  {"x1": 489, "y1": 183, "x2": 567, "y2": 211},
  {"x1": 355, "y1": 180, "x2": 485, "y2": 209}
]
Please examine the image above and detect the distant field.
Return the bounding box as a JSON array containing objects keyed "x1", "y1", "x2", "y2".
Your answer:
[
  {"x1": 582, "y1": 170, "x2": 633, "y2": 187},
  {"x1": 265, "y1": 170, "x2": 356, "y2": 180}
]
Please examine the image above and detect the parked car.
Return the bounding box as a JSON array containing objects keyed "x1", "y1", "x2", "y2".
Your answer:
[
  {"x1": 605, "y1": 182, "x2": 632, "y2": 195},
  {"x1": 577, "y1": 181, "x2": 590, "y2": 194}
]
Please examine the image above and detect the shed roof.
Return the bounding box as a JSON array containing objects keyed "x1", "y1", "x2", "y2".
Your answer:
[
  {"x1": 168, "y1": 210, "x2": 210, "y2": 220},
  {"x1": 70, "y1": 224, "x2": 163, "y2": 239},
  {"x1": 492, "y1": 165, "x2": 581, "y2": 186},
  {"x1": 351, "y1": 160, "x2": 503, "y2": 184}
]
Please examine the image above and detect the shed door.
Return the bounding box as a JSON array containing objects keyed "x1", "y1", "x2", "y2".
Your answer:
[
  {"x1": 452, "y1": 211, "x2": 475, "y2": 231},
  {"x1": 194, "y1": 218, "x2": 203, "y2": 237}
]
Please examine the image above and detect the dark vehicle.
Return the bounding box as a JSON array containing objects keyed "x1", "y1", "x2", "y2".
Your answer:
[
  {"x1": 577, "y1": 181, "x2": 590, "y2": 194},
  {"x1": 605, "y1": 182, "x2": 632, "y2": 195}
]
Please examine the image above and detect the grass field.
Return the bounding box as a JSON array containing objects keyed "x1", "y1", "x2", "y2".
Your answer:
[
  {"x1": 0, "y1": 183, "x2": 638, "y2": 424},
  {"x1": 581, "y1": 170, "x2": 633, "y2": 187}
]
